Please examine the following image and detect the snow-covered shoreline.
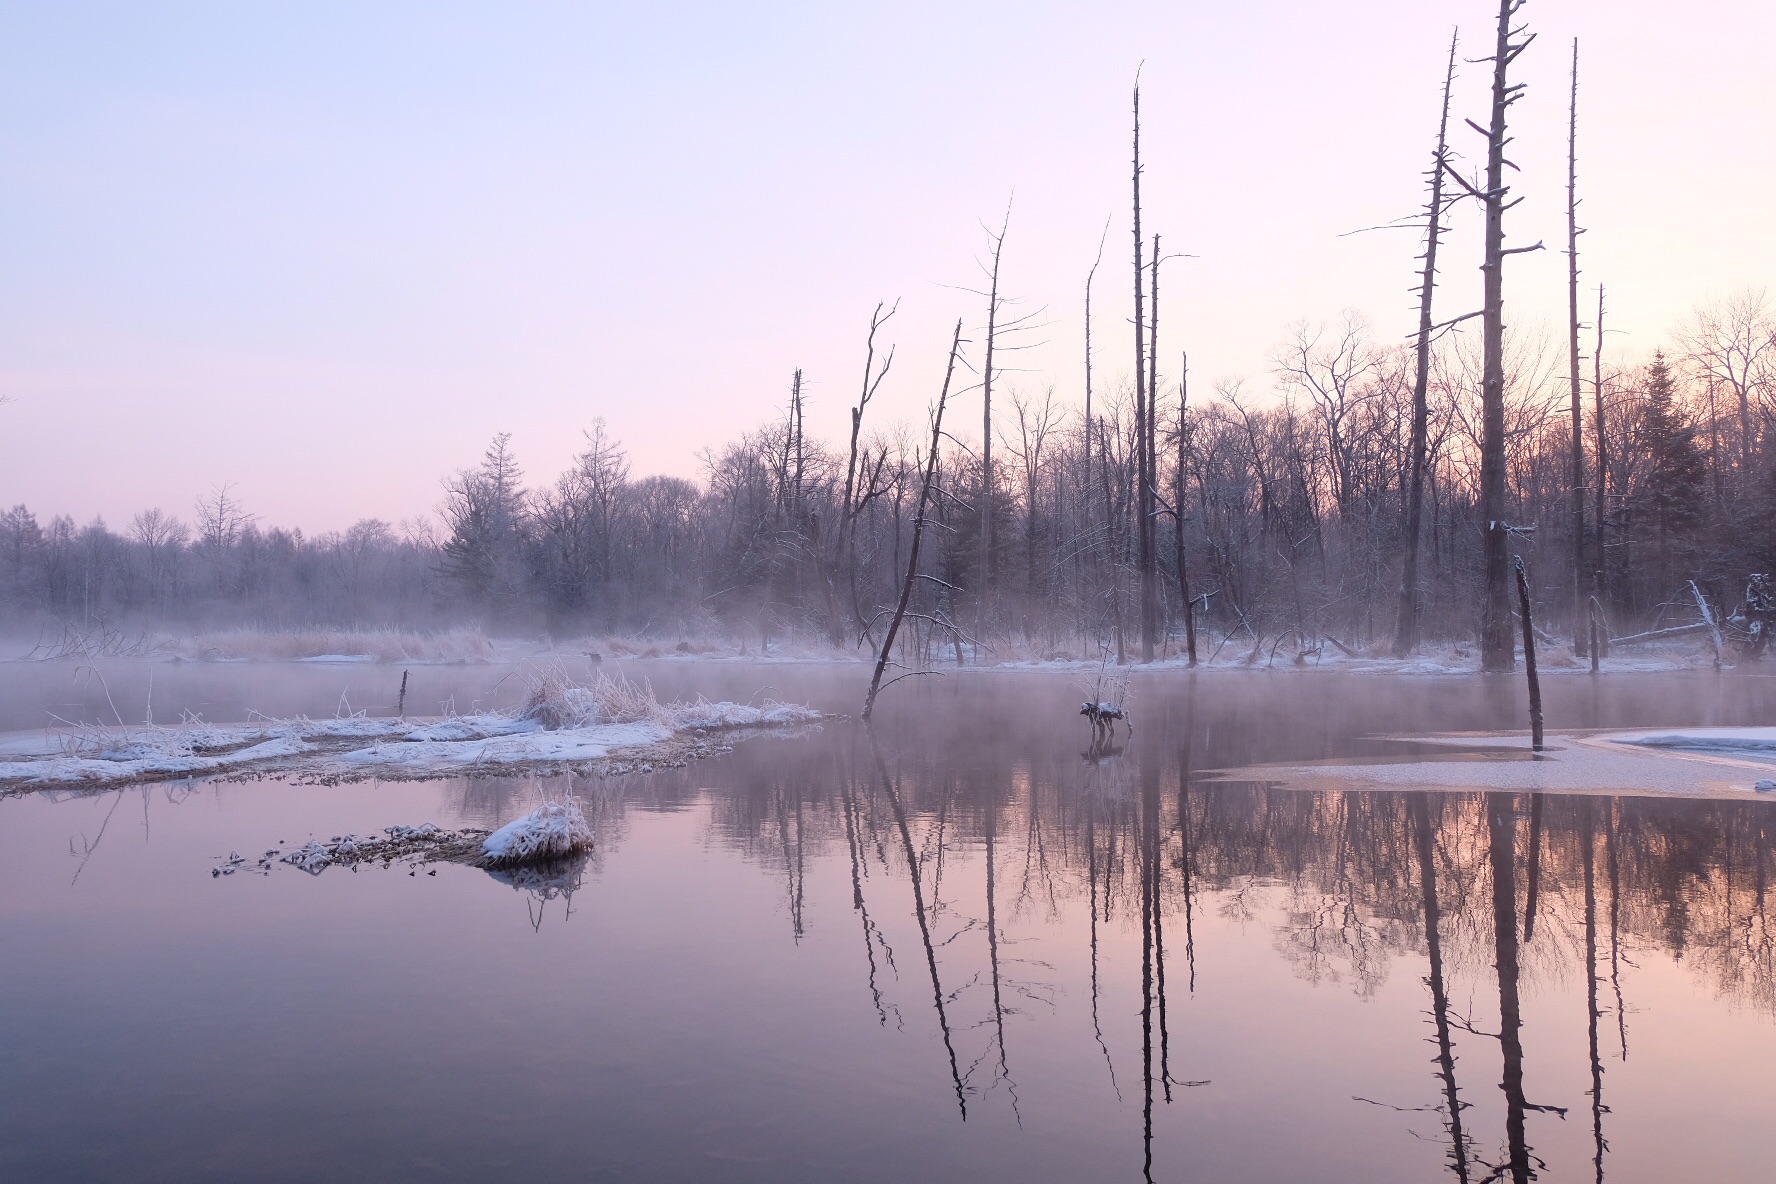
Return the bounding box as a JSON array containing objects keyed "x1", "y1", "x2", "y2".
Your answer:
[{"x1": 0, "y1": 697, "x2": 823, "y2": 793}]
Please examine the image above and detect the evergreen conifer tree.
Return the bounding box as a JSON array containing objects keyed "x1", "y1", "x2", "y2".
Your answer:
[{"x1": 1632, "y1": 351, "x2": 1706, "y2": 597}]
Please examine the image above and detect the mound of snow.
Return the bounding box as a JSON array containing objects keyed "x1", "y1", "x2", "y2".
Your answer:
[{"x1": 481, "y1": 800, "x2": 594, "y2": 865}]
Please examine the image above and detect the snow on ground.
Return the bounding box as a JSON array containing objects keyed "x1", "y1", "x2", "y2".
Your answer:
[
  {"x1": 1207, "y1": 728, "x2": 1776, "y2": 801},
  {"x1": 0, "y1": 680, "x2": 823, "y2": 792}
]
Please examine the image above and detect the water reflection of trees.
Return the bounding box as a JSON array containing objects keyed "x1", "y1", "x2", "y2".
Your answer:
[{"x1": 446, "y1": 728, "x2": 1775, "y2": 1179}]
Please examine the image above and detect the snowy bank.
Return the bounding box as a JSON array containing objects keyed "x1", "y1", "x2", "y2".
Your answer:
[{"x1": 0, "y1": 672, "x2": 822, "y2": 792}]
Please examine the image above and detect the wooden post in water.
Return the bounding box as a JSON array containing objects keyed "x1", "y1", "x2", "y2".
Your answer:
[
  {"x1": 397, "y1": 669, "x2": 409, "y2": 718},
  {"x1": 1588, "y1": 603, "x2": 1600, "y2": 674},
  {"x1": 1515, "y1": 557, "x2": 1544, "y2": 751}
]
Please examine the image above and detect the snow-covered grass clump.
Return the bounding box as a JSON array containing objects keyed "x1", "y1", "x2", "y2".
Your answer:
[
  {"x1": 517, "y1": 667, "x2": 668, "y2": 729},
  {"x1": 480, "y1": 798, "x2": 594, "y2": 865}
]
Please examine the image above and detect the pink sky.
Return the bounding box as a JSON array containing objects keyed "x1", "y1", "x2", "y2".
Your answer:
[{"x1": 1, "y1": 0, "x2": 1771, "y2": 534}]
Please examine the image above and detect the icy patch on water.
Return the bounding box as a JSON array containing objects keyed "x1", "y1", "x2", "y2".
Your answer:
[{"x1": 1603, "y1": 727, "x2": 1776, "y2": 761}]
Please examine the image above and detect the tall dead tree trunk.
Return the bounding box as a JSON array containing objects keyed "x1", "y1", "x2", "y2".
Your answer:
[
  {"x1": 1394, "y1": 30, "x2": 1459, "y2": 657},
  {"x1": 1593, "y1": 283, "x2": 1609, "y2": 625},
  {"x1": 1084, "y1": 219, "x2": 1109, "y2": 648},
  {"x1": 1566, "y1": 38, "x2": 1587, "y2": 657},
  {"x1": 1478, "y1": 0, "x2": 1538, "y2": 672},
  {"x1": 979, "y1": 202, "x2": 1012, "y2": 639},
  {"x1": 1084, "y1": 218, "x2": 1109, "y2": 491},
  {"x1": 863, "y1": 320, "x2": 964, "y2": 721},
  {"x1": 1143, "y1": 233, "x2": 1162, "y2": 660},
  {"x1": 1175, "y1": 355, "x2": 1197, "y2": 665},
  {"x1": 1131, "y1": 79, "x2": 1153, "y2": 662}
]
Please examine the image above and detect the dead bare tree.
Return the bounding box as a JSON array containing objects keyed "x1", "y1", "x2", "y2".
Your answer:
[
  {"x1": 1472, "y1": 0, "x2": 1541, "y2": 671},
  {"x1": 1083, "y1": 217, "x2": 1110, "y2": 491},
  {"x1": 1174, "y1": 355, "x2": 1197, "y2": 665},
  {"x1": 1142, "y1": 232, "x2": 1163, "y2": 660},
  {"x1": 979, "y1": 200, "x2": 1012, "y2": 632},
  {"x1": 841, "y1": 302, "x2": 899, "y2": 643},
  {"x1": 1394, "y1": 30, "x2": 1459, "y2": 656},
  {"x1": 863, "y1": 320, "x2": 964, "y2": 721},
  {"x1": 1130, "y1": 75, "x2": 1153, "y2": 661},
  {"x1": 1566, "y1": 38, "x2": 1587, "y2": 656},
  {"x1": 1593, "y1": 284, "x2": 1609, "y2": 618}
]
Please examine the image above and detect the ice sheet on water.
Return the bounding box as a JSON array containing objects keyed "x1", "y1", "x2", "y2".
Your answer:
[{"x1": 1603, "y1": 727, "x2": 1776, "y2": 759}]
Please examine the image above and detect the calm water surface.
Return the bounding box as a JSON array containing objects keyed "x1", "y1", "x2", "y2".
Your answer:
[{"x1": 3, "y1": 662, "x2": 1775, "y2": 1183}]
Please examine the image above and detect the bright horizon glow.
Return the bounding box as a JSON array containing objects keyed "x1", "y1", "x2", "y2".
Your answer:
[{"x1": 1, "y1": 0, "x2": 1772, "y2": 534}]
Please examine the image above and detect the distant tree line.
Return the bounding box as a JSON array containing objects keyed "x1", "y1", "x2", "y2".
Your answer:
[{"x1": 1, "y1": 294, "x2": 1770, "y2": 657}]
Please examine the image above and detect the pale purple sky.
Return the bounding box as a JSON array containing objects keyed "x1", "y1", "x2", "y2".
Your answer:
[{"x1": 2, "y1": 1, "x2": 1771, "y2": 534}]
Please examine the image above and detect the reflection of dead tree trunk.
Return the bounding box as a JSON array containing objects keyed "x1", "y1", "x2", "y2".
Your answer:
[
  {"x1": 872, "y1": 732, "x2": 967, "y2": 1119},
  {"x1": 1140, "y1": 761, "x2": 1156, "y2": 1180},
  {"x1": 1149, "y1": 758, "x2": 1172, "y2": 1101},
  {"x1": 1582, "y1": 798, "x2": 1610, "y2": 1182},
  {"x1": 1178, "y1": 736, "x2": 1197, "y2": 991},
  {"x1": 983, "y1": 800, "x2": 1016, "y2": 1110},
  {"x1": 842, "y1": 774, "x2": 892, "y2": 1026},
  {"x1": 1606, "y1": 797, "x2": 1627, "y2": 1060},
  {"x1": 1413, "y1": 794, "x2": 1472, "y2": 1183},
  {"x1": 1524, "y1": 791, "x2": 1544, "y2": 940},
  {"x1": 1086, "y1": 811, "x2": 1122, "y2": 1098},
  {"x1": 863, "y1": 320, "x2": 964, "y2": 720},
  {"x1": 1394, "y1": 30, "x2": 1459, "y2": 657},
  {"x1": 1489, "y1": 793, "x2": 1532, "y2": 1184}
]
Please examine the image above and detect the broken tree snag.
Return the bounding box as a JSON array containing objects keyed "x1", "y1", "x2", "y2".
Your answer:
[
  {"x1": 1690, "y1": 580, "x2": 1724, "y2": 665},
  {"x1": 1515, "y1": 556, "x2": 1544, "y2": 751},
  {"x1": 1394, "y1": 28, "x2": 1459, "y2": 659},
  {"x1": 1567, "y1": 38, "x2": 1588, "y2": 657},
  {"x1": 862, "y1": 319, "x2": 964, "y2": 721},
  {"x1": 1589, "y1": 597, "x2": 1601, "y2": 673},
  {"x1": 1478, "y1": 0, "x2": 1538, "y2": 672}
]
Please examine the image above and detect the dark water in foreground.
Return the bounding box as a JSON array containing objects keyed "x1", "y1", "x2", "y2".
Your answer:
[{"x1": 3, "y1": 663, "x2": 1776, "y2": 1183}]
